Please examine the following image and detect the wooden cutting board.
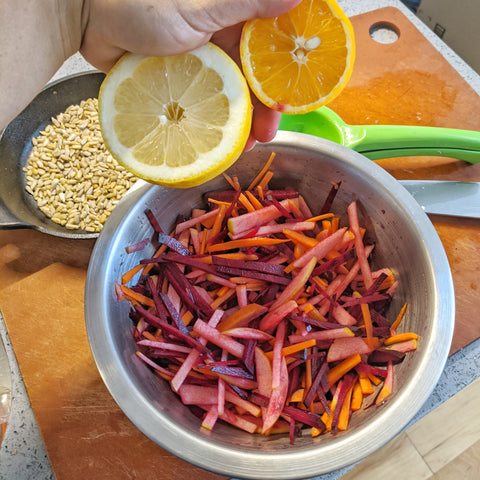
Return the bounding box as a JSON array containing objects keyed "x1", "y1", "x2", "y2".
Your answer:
[
  {"x1": 0, "y1": 263, "x2": 225, "y2": 480},
  {"x1": 0, "y1": 6, "x2": 479, "y2": 480}
]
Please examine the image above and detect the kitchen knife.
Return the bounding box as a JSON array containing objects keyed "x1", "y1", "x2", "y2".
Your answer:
[
  {"x1": 399, "y1": 180, "x2": 480, "y2": 219},
  {"x1": 126, "y1": 179, "x2": 479, "y2": 219}
]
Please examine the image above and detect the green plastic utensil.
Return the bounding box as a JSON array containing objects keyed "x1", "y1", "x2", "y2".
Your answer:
[{"x1": 279, "y1": 106, "x2": 480, "y2": 164}]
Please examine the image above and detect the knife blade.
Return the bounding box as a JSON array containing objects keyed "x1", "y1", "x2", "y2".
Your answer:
[
  {"x1": 399, "y1": 180, "x2": 480, "y2": 219},
  {"x1": 0, "y1": 325, "x2": 12, "y2": 442}
]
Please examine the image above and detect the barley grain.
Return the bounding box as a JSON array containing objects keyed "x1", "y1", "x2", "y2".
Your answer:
[{"x1": 24, "y1": 97, "x2": 138, "y2": 233}]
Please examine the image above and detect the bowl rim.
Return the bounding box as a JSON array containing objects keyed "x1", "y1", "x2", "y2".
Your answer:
[{"x1": 85, "y1": 131, "x2": 455, "y2": 479}]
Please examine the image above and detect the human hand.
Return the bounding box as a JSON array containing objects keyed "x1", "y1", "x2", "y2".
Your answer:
[{"x1": 80, "y1": 0, "x2": 302, "y2": 150}]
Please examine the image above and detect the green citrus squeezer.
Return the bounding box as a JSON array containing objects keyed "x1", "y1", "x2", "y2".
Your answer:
[{"x1": 279, "y1": 106, "x2": 480, "y2": 164}]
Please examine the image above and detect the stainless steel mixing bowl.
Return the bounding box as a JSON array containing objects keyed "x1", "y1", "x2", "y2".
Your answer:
[{"x1": 85, "y1": 132, "x2": 455, "y2": 479}]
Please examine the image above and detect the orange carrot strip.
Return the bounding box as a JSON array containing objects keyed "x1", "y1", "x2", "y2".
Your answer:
[
  {"x1": 258, "y1": 170, "x2": 274, "y2": 190},
  {"x1": 247, "y1": 151, "x2": 276, "y2": 190},
  {"x1": 265, "y1": 339, "x2": 316, "y2": 360},
  {"x1": 119, "y1": 284, "x2": 155, "y2": 308},
  {"x1": 327, "y1": 353, "x2": 362, "y2": 388},
  {"x1": 351, "y1": 379, "x2": 363, "y2": 411},
  {"x1": 210, "y1": 288, "x2": 235, "y2": 309},
  {"x1": 358, "y1": 371, "x2": 374, "y2": 395},
  {"x1": 305, "y1": 213, "x2": 334, "y2": 223},
  {"x1": 182, "y1": 311, "x2": 195, "y2": 326},
  {"x1": 256, "y1": 184, "x2": 265, "y2": 201},
  {"x1": 195, "y1": 253, "x2": 258, "y2": 264},
  {"x1": 210, "y1": 203, "x2": 227, "y2": 239},
  {"x1": 354, "y1": 291, "x2": 375, "y2": 349},
  {"x1": 390, "y1": 303, "x2": 408, "y2": 331},
  {"x1": 200, "y1": 229, "x2": 209, "y2": 255},
  {"x1": 283, "y1": 229, "x2": 318, "y2": 249},
  {"x1": 206, "y1": 237, "x2": 288, "y2": 253},
  {"x1": 232, "y1": 176, "x2": 241, "y2": 191},
  {"x1": 289, "y1": 388, "x2": 305, "y2": 403},
  {"x1": 245, "y1": 190, "x2": 263, "y2": 210},
  {"x1": 384, "y1": 332, "x2": 418, "y2": 346},
  {"x1": 206, "y1": 198, "x2": 231, "y2": 206},
  {"x1": 337, "y1": 383, "x2": 354, "y2": 431},
  {"x1": 304, "y1": 303, "x2": 328, "y2": 322},
  {"x1": 216, "y1": 285, "x2": 230, "y2": 298},
  {"x1": 367, "y1": 374, "x2": 382, "y2": 386},
  {"x1": 142, "y1": 330, "x2": 158, "y2": 342},
  {"x1": 322, "y1": 220, "x2": 332, "y2": 233},
  {"x1": 121, "y1": 263, "x2": 144, "y2": 284},
  {"x1": 293, "y1": 243, "x2": 305, "y2": 259},
  {"x1": 222, "y1": 172, "x2": 240, "y2": 190},
  {"x1": 238, "y1": 193, "x2": 256, "y2": 213}
]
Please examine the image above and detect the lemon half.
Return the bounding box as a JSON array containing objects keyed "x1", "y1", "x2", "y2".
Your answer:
[{"x1": 99, "y1": 43, "x2": 252, "y2": 188}]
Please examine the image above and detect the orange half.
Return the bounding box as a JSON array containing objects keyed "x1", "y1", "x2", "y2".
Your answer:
[{"x1": 240, "y1": 0, "x2": 355, "y2": 114}]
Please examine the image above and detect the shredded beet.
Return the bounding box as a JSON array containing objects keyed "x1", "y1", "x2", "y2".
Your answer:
[{"x1": 118, "y1": 156, "x2": 417, "y2": 442}]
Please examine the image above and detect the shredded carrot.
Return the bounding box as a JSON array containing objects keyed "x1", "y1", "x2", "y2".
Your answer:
[
  {"x1": 337, "y1": 383, "x2": 354, "y2": 431},
  {"x1": 327, "y1": 354, "x2": 362, "y2": 388},
  {"x1": 265, "y1": 339, "x2": 316, "y2": 360},
  {"x1": 351, "y1": 379, "x2": 363, "y2": 411},
  {"x1": 238, "y1": 193, "x2": 256, "y2": 213},
  {"x1": 305, "y1": 357, "x2": 313, "y2": 400},
  {"x1": 304, "y1": 303, "x2": 327, "y2": 322},
  {"x1": 216, "y1": 285, "x2": 230, "y2": 298},
  {"x1": 222, "y1": 172, "x2": 240, "y2": 190},
  {"x1": 119, "y1": 284, "x2": 155, "y2": 307},
  {"x1": 228, "y1": 277, "x2": 265, "y2": 289},
  {"x1": 206, "y1": 198, "x2": 231, "y2": 207},
  {"x1": 121, "y1": 263, "x2": 144, "y2": 284},
  {"x1": 355, "y1": 291, "x2": 375, "y2": 349},
  {"x1": 322, "y1": 220, "x2": 332, "y2": 233},
  {"x1": 182, "y1": 311, "x2": 194, "y2": 326},
  {"x1": 142, "y1": 330, "x2": 158, "y2": 342},
  {"x1": 256, "y1": 184, "x2": 265, "y2": 201},
  {"x1": 234, "y1": 176, "x2": 242, "y2": 191},
  {"x1": 247, "y1": 151, "x2": 276, "y2": 190},
  {"x1": 257, "y1": 170, "x2": 274, "y2": 190},
  {"x1": 293, "y1": 243, "x2": 305, "y2": 259},
  {"x1": 367, "y1": 374, "x2": 382, "y2": 386},
  {"x1": 358, "y1": 371, "x2": 374, "y2": 395},
  {"x1": 283, "y1": 229, "x2": 318, "y2": 249},
  {"x1": 384, "y1": 331, "x2": 418, "y2": 346},
  {"x1": 305, "y1": 213, "x2": 334, "y2": 223},
  {"x1": 206, "y1": 237, "x2": 288, "y2": 253},
  {"x1": 245, "y1": 190, "x2": 263, "y2": 210},
  {"x1": 210, "y1": 203, "x2": 227, "y2": 239},
  {"x1": 289, "y1": 388, "x2": 305, "y2": 403},
  {"x1": 200, "y1": 228, "x2": 209, "y2": 255},
  {"x1": 210, "y1": 288, "x2": 235, "y2": 309},
  {"x1": 390, "y1": 302, "x2": 408, "y2": 331},
  {"x1": 195, "y1": 253, "x2": 258, "y2": 264}
]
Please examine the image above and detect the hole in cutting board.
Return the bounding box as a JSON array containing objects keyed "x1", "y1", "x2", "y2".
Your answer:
[{"x1": 369, "y1": 22, "x2": 400, "y2": 44}]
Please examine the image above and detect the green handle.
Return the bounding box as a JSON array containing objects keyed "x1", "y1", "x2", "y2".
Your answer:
[
  {"x1": 279, "y1": 108, "x2": 480, "y2": 164},
  {"x1": 344, "y1": 124, "x2": 480, "y2": 163}
]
